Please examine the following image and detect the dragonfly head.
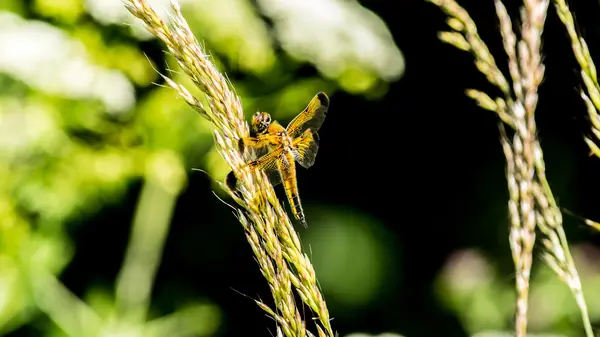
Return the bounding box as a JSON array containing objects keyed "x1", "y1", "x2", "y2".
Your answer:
[{"x1": 252, "y1": 111, "x2": 272, "y2": 134}]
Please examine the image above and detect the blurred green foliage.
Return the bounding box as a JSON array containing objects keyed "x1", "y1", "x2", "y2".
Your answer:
[
  {"x1": 435, "y1": 245, "x2": 600, "y2": 336},
  {"x1": 305, "y1": 207, "x2": 400, "y2": 312}
]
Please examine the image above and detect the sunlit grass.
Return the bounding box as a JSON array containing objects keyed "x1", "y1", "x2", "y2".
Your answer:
[{"x1": 427, "y1": 0, "x2": 596, "y2": 336}]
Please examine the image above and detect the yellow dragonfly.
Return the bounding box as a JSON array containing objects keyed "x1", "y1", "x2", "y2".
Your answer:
[{"x1": 226, "y1": 92, "x2": 330, "y2": 228}]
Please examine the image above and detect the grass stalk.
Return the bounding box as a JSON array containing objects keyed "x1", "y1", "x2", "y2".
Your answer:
[
  {"x1": 428, "y1": 0, "x2": 593, "y2": 336},
  {"x1": 123, "y1": 1, "x2": 334, "y2": 336},
  {"x1": 553, "y1": 0, "x2": 600, "y2": 159},
  {"x1": 115, "y1": 172, "x2": 181, "y2": 324}
]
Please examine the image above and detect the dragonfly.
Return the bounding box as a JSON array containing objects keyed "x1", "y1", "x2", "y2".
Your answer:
[{"x1": 226, "y1": 92, "x2": 330, "y2": 228}]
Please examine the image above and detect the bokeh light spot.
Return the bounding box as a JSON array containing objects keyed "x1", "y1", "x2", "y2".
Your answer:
[{"x1": 304, "y1": 206, "x2": 399, "y2": 311}]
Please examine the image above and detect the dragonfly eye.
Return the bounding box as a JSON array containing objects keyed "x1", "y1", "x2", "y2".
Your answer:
[{"x1": 252, "y1": 112, "x2": 271, "y2": 133}]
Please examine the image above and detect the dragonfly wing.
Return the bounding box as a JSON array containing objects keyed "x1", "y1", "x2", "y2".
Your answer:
[
  {"x1": 226, "y1": 147, "x2": 285, "y2": 191},
  {"x1": 251, "y1": 147, "x2": 284, "y2": 187},
  {"x1": 239, "y1": 135, "x2": 276, "y2": 161},
  {"x1": 293, "y1": 128, "x2": 319, "y2": 169},
  {"x1": 286, "y1": 92, "x2": 329, "y2": 139},
  {"x1": 239, "y1": 136, "x2": 269, "y2": 152}
]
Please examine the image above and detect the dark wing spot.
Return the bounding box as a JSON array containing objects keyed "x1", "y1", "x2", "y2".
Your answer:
[
  {"x1": 317, "y1": 92, "x2": 330, "y2": 108},
  {"x1": 237, "y1": 138, "x2": 245, "y2": 152},
  {"x1": 226, "y1": 171, "x2": 238, "y2": 191}
]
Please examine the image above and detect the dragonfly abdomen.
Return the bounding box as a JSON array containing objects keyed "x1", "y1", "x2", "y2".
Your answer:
[
  {"x1": 284, "y1": 180, "x2": 307, "y2": 228},
  {"x1": 280, "y1": 151, "x2": 307, "y2": 228}
]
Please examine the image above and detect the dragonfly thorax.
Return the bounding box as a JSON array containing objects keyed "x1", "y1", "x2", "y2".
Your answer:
[{"x1": 280, "y1": 132, "x2": 294, "y2": 149}]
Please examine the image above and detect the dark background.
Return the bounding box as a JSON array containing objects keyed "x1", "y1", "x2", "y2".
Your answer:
[{"x1": 13, "y1": 0, "x2": 600, "y2": 336}]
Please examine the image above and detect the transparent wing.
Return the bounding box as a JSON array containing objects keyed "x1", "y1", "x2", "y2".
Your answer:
[
  {"x1": 238, "y1": 135, "x2": 273, "y2": 161},
  {"x1": 226, "y1": 146, "x2": 285, "y2": 191},
  {"x1": 250, "y1": 147, "x2": 285, "y2": 187},
  {"x1": 293, "y1": 128, "x2": 320, "y2": 169},
  {"x1": 238, "y1": 135, "x2": 272, "y2": 153},
  {"x1": 286, "y1": 92, "x2": 329, "y2": 139}
]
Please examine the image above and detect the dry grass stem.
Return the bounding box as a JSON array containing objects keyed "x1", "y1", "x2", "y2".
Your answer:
[
  {"x1": 124, "y1": 1, "x2": 334, "y2": 336},
  {"x1": 428, "y1": 0, "x2": 593, "y2": 336}
]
